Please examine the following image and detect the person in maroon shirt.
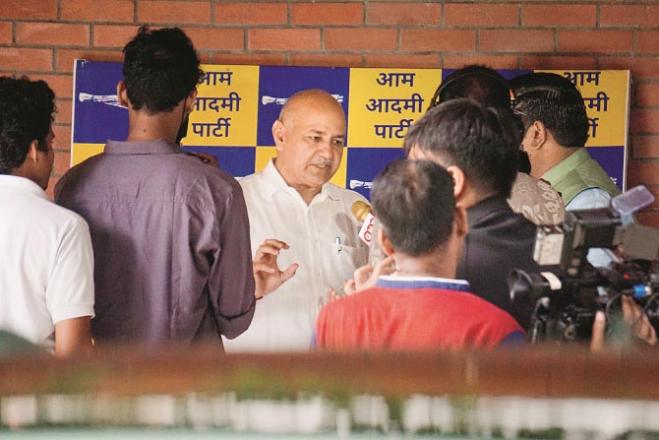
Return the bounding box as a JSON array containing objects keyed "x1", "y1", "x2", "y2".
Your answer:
[{"x1": 56, "y1": 26, "x2": 295, "y2": 348}]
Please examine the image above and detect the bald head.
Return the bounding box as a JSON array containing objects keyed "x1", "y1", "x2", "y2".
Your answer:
[
  {"x1": 271, "y1": 89, "x2": 346, "y2": 203},
  {"x1": 279, "y1": 89, "x2": 345, "y2": 127}
]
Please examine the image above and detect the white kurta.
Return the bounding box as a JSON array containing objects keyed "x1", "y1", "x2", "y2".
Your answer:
[{"x1": 224, "y1": 161, "x2": 369, "y2": 351}]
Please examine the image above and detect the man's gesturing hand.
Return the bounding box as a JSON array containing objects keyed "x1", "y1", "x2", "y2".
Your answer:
[{"x1": 253, "y1": 239, "x2": 299, "y2": 300}]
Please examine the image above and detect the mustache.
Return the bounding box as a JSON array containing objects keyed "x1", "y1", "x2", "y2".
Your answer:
[{"x1": 310, "y1": 158, "x2": 333, "y2": 167}]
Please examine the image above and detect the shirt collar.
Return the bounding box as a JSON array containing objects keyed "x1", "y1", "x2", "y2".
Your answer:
[
  {"x1": 466, "y1": 195, "x2": 511, "y2": 226},
  {"x1": 542, "y1": 147, "x2": 590, "y2": 185},
  {"x1": 375, "y1": 274, "x2": 471, "y2": 292},
  {"x1": 261, "y1": 159, "x2": 338, "y2": 204},
  {"x1": 104, "y1": 139, "x2": 181, "y2": 155},
  {"x1": 0, "y1": 175, "x2": 48, "y2": 200}
]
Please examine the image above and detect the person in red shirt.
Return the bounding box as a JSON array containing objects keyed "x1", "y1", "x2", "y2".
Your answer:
[{"x1": 316, "y1": 158, "x2": 525, "y2": 351}]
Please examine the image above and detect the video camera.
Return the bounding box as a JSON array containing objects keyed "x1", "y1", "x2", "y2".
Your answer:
[{"x1": 508, "y1": 186, "x2": 659, "y2": 343}]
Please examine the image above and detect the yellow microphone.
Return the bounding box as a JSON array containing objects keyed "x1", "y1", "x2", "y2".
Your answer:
[
  {"x1": 351, "y1": 200, "x2": 372, "y2": 224},
  {"x1": 351, "y1": 200, "x2": 385, "y2": 265}
]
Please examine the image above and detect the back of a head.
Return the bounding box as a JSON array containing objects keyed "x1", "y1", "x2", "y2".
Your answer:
[
  {"x1": 404, "y1": 98, "x2": 519, "y2": 198},
  {"x1": 371, "y1": 158, "x2": 455, "y2": 257},
  {"x1": 510, "y1": 72, "x2": 589, "y2": 148},
  {"x1": 122, "y1": 26, "x2": 203, "y2": 113},
  {"x1": 432, "y1": 65, "x2": 511, "y2": 110},
  {"x1": 0, "y1": 76, "x2": 55, "y2": 174}
]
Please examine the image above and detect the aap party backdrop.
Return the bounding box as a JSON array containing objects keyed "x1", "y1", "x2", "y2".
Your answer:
[{"x1": 72, "y1": 61, "x2": 630, "y2": 199}]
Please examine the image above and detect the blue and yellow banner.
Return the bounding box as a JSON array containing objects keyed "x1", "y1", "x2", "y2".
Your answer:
[{"x1": 72, "y1": 61, "x2": 630, "y2": 198}]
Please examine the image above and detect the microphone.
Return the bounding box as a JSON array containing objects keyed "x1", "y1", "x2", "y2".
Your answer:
[
  {"x1": 351, "y1": 201, "x2": 386, "y2": 265},
  {"x1": 351, "y1": 201, "x2": 374, "y2": 244}
]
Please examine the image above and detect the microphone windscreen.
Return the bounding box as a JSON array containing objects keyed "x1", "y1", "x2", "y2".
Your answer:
[{"x1": 351, "y1": 201, "x2": 371, "y2": 223}]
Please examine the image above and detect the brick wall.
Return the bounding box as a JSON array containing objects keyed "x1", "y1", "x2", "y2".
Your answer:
[{"x1": 1, "y1": 0, "x2": 657, "y2": 226}]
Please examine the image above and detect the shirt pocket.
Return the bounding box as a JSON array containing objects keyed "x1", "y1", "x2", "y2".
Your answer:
[{"x1": 318, "y1": 239, "x2": 369, "y2": 286}]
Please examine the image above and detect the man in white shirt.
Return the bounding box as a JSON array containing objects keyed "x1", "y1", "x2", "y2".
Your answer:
[
  {"x1": 225, "y1": 89, "x2": 369, "y2": 351},
  {"x1": 0, "y1": 76, "x2": 94, "y2": 357}
]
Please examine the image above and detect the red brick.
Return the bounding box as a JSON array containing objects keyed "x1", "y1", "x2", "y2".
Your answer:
[
  {"x1": 16, "y1": 23, "x2": 89, "y2": 47},
  {"x1": 627, "y1": 161, "x2": 659, "y2": 187},
  {"x1": 636, "y1": 211, "x2": 659, "y2": 229},
  {"x1": 210, "y1": 52, "x2": 287, "y2": 66},
  {"x1": 55, "y1": 99, "x2": 73, "y2": 125},
  {"x1": 480, "y1": 30, "x2": 554, "y2": 53},
  {"x1": 290, "y1": 53, "x2": 363, "y2": 67},
  {"x1": 0, "y1": 22, "x2": 11, "y2": 44},
  {"x1": 93, "y1": 25, "x2": 139, "y2": 48},
  {"x1": 216, "y1": 3, "x2": 287, "y2": 25},
  {"x1": 367, "y1": 3, "x2": 439, "y2": 25},
  {"x1": 137, "y1": 1, "x2": 210, "y2": 24},
  {"x1": 637, "y1": 31, "x2": 659, "y2": 55},
  {"x1": 61, "y1": 0, "x2": 134, "y2": 22},
  {"x1": 249, "y1": 29, "x2": 320, "y2": 51},
  {"x1": 365, "y1": 54, "x2": 441, "y2": 68},
  {"x1": 401, "y1": 30, "x2": 476, "y2": 52},
  {"x1": 601, "y1": 5, "x2": 659, "y2": 28},
  {"x1": 56, "y1": 49, "x2": 123, "y2": 73},
  {"x1": 444, "y1": 4, "x2": 517, "y2": 27},
  {"x1": 632, "y1": 135, "x2": 659, "y2": 159},
  {"x1": 632, "y1": 108, "x2": 659, "y2": 135},
  {"x1": 52, "y1": 125, "x2": 72, "y2": 149},
  {"x1": 558, "y1": 31, "x2": 632, "y2": 54},
  {"x1": 195, "y1": 51, "x2": 212, "y2": 64},
  {"x1": 53, "y1": 150, "x2": 72, "y2": 176},
  {"x1": 522, "y1": 5, "x2": 596, "y2": 27},
  {"x1": 599, "y1": 56, "x2": 659, "y2": 81},
  {"x1": 325, "y1": 28, "x2": 397, "y2": 51},
  {"x1": 444, "y1": 55, "x2": 517, "y2": 69},
  {"x1": 0, "y1": 48, "x2": 53, "y2": 72},
  {"x1": 635, "y1": 83, "x2": 659, "y2": 107},
  {"x1": 31, "y1": 74, "x2": 74, "y2": 99},
  {"x1": 0, "y1": 0, "x2": 56, "y2": 20},
  {"x1": 644, "y1": 186, "x2": 659, "y2": 205},
  {"x1": 182, "y1": 28, "x2": 244, "y2": 51},
  {"x1": 520, "y1": 55, "x2": 597, "y2": 70},
  {"x1": 293, "y1": 3, "x2": 363, "y2": 25}
]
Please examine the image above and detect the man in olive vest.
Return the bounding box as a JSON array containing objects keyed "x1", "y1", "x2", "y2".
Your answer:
[{"x1": 510, "y1": 72, "x2": 619, "y2": 211}]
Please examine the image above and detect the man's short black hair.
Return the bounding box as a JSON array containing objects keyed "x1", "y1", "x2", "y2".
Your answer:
[
  {"x1": 404, "y1": 98, "x2": 519, "y2": 198},
  {"x1": 122, "y1": 26, "x2": 203, "y2": 113},
  {"x1": 430, "y1": 64, "x2": 511, "y2": 110},
  {"x1": 0, "y1": 76, "x2": 55, "y2": 174},
  {"x1": 510, "y1": 72, "x2": 589, "y2": 148},
  {"x1": 372, "y1": 158, "x2": 455, "y2": 257}
]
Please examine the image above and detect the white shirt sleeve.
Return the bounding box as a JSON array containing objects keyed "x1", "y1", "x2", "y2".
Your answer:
[{"x1": 45, "y1": 216, "x2": 95, "y2": 324}]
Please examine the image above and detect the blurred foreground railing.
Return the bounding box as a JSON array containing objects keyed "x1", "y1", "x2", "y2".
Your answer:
[{"x1": 2, "y1": 345, "x2": 659, "y2": 438}]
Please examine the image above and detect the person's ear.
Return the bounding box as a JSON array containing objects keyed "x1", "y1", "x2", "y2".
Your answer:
[
  {"x1": 272, "y1": 120, "x2": 287, "y2": 152},
  {"x1": 116, "y1": 80, "x2": 129, "y2": 108},
  {"x1": 445, "y1": 165, "x2": 466, "y2": 200},
  {"x1": 527, "y1": 120, "x2": 547, "y2": 150},
  {"x1": 454, "y1": 205, "x2": 468, "y2": 238},
  {"x1": 184, "y1": 89, "x2": 197, "y2": 114},
  {"x1": 26, "y1": 140, "x2": 40, "y2": 163},
  {"x1": 378, "y1": 228, "x2": 395, "y2": 257}
]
